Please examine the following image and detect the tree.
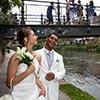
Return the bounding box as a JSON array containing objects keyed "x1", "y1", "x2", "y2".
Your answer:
[{"x1": 0, "y1": 0, "x2": 23, "y2": 14}]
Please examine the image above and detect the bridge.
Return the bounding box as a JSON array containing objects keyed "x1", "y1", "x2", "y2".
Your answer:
[
  {"x1": 0, "y1": 0, "x2": 100, "y2": 40},
  {"x1": 0, "y1": 25, "x2": 100, "y2": 39}
]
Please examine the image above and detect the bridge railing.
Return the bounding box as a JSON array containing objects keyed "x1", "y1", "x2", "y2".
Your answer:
[{"x1": 11, "y1": 0, "x2": 100, "y2": 25}]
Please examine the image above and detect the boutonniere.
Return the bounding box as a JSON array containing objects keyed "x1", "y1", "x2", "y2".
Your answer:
[{"x1": 56, "y1": 59, "x2": 59, "y2": 62}]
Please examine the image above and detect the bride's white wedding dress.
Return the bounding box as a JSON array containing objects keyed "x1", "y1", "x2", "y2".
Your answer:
[{"x1": 12, "y1": 58, "x2": 40, "y2": 100}]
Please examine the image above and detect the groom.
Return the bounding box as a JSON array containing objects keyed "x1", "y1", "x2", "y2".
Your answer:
[{"x1": 36, "y1": 32, "x2": 66, "y2": 100}]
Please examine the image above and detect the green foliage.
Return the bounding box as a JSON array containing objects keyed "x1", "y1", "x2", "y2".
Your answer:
[
  {"x1": 59, "y1": 84, "x2": 97, "y2": 100},
  {"x1": 33, "y1": 44, "x2": 43, "y2": 50},
  {"x1": 0, "y1": 0, "x2": 23, "y2": 24},
  {"x1": 0, "y1": 0, "x2": 23, "y2": 14},
  {"x1": 86, "y1": 44, "x2": 99, "y2": 50},
  {"x1": 33, "y1": 38, "x2": 45, "y2": 50},
  {"x1": 96, "y1": 45, "x2": 100, "y2": 52},
  {"x1": 0, "y1": 12, "x2": 13, "y2": 24},
  {"x1": 11, "y1": 0, "x2": 23, "y2": 7},
  {"x1": 55, "y1": 44, "x2": 100, "y2": 53},
  {"x1": 0, "y1": 39, "x2": 8, "y2": 54}
]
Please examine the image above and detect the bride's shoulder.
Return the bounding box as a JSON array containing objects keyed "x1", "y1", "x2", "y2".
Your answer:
[{"x1": 33, "y1": 51, "x2": 41, "y2": 64}]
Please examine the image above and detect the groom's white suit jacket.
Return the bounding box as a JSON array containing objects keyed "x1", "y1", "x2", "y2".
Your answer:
[{"x1": 36, "y1": 48, "x2": 65, "y2": 100}]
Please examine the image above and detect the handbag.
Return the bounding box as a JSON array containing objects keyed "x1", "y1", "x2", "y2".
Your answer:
[{"x1": 0, "y1": 78, "x2": 14, "y2": 100}]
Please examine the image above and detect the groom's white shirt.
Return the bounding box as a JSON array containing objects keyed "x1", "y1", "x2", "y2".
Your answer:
[{"x1": 36, "y1": 48, "x2": 65, "y2": 100}]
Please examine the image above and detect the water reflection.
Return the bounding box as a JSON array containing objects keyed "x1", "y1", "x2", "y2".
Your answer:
[{"x1": 64, "y1": 51, "x2": 100, "y2": 100}]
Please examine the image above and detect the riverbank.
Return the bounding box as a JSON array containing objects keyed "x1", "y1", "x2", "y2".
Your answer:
[
  {"x1": 63, "y1": 50, "x2": 100, "y2": 100},
  {"x1": 60, "y1": 83, "x2": 97, "y2": 100}
]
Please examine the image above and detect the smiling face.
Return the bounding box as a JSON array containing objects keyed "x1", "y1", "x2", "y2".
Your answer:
[
  {"x1": 30, "y1": 30, "x2": 38, "y2": 45},
  {"x1": 28, "y1": 30, "x2": 38, "y2": 46},
  {"x1": 45, "y1": 33, "x2": 58, "y2": 51}
]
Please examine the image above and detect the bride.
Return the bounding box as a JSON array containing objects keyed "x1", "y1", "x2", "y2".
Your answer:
[{"x1": 6, "y1": 27, "x2": 46, "y2": 100}]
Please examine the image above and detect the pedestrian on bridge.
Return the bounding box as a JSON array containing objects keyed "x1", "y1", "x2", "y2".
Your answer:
[
  {"x1": 46, "y1": 1, "x2": 55, "y2": 25},
  {"x1": 88, "y1": 0, "x2": 95, "y2": 25}
]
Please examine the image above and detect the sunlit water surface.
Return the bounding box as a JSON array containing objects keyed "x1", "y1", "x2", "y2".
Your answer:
[{"x1": 63, "y1": 51, "x2": 100, "y2": 100}]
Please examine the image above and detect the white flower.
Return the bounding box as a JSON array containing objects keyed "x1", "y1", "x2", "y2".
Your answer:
[
  {"x1": 21, "y1": 47, "x2": 26, "y2": 53},
  {"x1": 26, "y1": 52, "x2": 33, "y2": 60},
  {"x1": 16, "y1": 47, "x2": 21, "y2": 55},
  {"x1": 16, "y1": 47, "x2": 34, "y2": 66}
]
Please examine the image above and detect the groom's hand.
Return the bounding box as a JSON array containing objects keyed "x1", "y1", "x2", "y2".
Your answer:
[{"x1": 45, "y1": 72, "x2": 55, "y2": 81}]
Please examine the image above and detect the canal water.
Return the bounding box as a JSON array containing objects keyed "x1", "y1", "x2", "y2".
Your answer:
[{"x1": 63, "y1": 51, "x2": 100, "y2": 100}]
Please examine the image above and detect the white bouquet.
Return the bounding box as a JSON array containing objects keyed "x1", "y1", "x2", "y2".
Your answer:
[
  {"x1": 16, "y1": 47, "x2": 40, "y2": 79},
  {"x1": 16, "y1": 47, "x2": 34, "y2": 66}
]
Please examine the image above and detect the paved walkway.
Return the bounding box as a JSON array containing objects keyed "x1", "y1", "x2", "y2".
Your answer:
[{"x1": 0, "y1": 50, "x2": 71, "y2": 100}]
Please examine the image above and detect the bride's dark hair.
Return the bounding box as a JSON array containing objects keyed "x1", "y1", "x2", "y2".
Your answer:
[{"x1": 17, "y1": 27, "x2": 31, "y2": 47}]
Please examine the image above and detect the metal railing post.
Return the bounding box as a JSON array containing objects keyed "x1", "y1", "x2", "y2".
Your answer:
[
  {"x1": 57, "y1": 0, "x2": 61, "y2": 24},
  {"x1": 85, "y1": 3, "x2": 90, "y2": 25},
  {"x1": 21, "y1": 0, "x2": 25, "y2": 25},
  {"x1": 63, "y1": 15, "x2": 65, "y2": 25},
  {"x1": 41, "y1": 14, "x2": 43, "y2": 25}
]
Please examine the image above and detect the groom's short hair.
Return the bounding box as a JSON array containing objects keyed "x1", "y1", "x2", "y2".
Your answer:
[{"x1": 46, "y1": 32, "x2": 59, "y2": 38}]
